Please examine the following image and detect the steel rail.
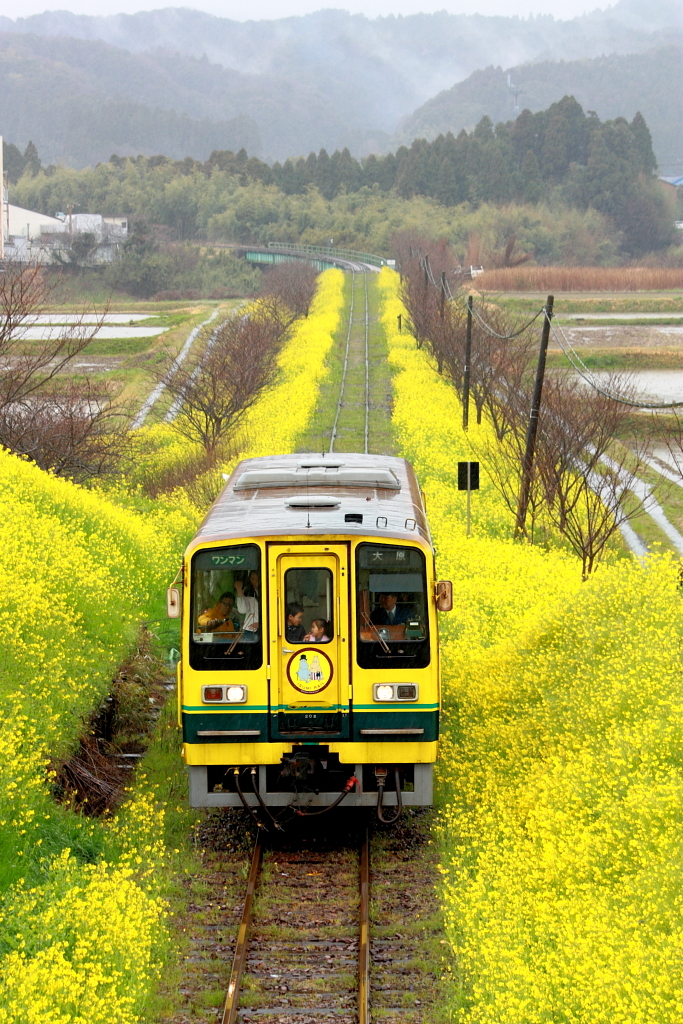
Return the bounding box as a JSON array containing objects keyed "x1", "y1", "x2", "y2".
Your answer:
[
  {"x1": 359, "y1": 828, "x2": 371, "y2": 1024},
  {"x1": 329, "y1": 269, "x2": 356, "y2": 453},
  {"x1": 363, "y1": 272, "x2": 370, "y2": 455},
  {"x1": 220, "y1": 830, "x2": 372, "y2": 1023},
  {"x1": 221, "y1": 837, "x2": 263, "y2": 1024}
]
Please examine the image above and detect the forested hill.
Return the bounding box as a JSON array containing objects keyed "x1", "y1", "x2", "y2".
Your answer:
[
  {"x1": 0, "y1": 0, "x2": 680, "y2": 166},
  {"x1": 10, "y1": 98, "x2": 676, "y2": 258},
  {"x1": 398, "y1": 46, "x2": 682, "y2": 177}
]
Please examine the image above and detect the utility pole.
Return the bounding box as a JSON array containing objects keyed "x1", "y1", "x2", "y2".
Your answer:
[
  {"x1": 0, "y1": 135, "x2": 4, "y2": 262},
  {"x1": 515, "y1": 294, "x2": 554, "y2": 537},
  {"x1": 462, "y1": 295, "x2": 472, "y2": 431},
  {"x1": 440, "y1": 271, "x2": 446, "y2": 318}
]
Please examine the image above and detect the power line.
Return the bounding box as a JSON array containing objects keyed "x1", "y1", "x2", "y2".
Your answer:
[
  {"x1": 419, "y1": 254, "x2": 544, "y2": 340},
  {"x1": 417, "y1": 251, "x2": 683, "y2": 408},
  {"x1": 549, "y1": 316, "x2": 683, "y2": 409}
]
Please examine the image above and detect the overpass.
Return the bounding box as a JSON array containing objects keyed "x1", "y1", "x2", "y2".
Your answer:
[{"x1": 232, "y1": 242, "x2": 392, "y2": 273}]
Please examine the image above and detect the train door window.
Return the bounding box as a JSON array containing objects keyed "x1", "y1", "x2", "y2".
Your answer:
[
  {"x1": 356, "y1": 543, "x2": 430, "y2": 668},
  {"x1": 284, "y1": 568, "x2": 333, "y2": 644},
  {"x1": 190, "y1": 544, "x2": 262, "y2": 670}
]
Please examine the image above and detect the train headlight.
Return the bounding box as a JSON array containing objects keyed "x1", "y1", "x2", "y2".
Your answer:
[
  {"x1": 374, "y1": 684, "x2": 395, "y2": 701},
  {"x1": 226, "y1": 685, "x2": 247, "y2": 703},
  {"x1": 203, "y1": 686, "x2": 224, "y2": 702}
]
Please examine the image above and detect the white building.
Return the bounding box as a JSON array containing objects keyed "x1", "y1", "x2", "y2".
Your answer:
[
  {"x1": 2, "y1": 205, "x2": 128, "y2": 264},
  {"x1": 7, "y1": 203, "x2": 65, "y2": 240}
]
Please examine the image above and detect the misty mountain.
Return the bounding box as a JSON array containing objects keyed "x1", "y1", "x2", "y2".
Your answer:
[
  {"x1": 0, "y1": 0, "x2": 680, "y2": 168},
  {"x1": 398, "y1": 46, "x2": 683, "y2": 176}
]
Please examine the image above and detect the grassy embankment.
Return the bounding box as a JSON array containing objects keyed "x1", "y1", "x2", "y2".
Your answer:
[
  {"x1": 0, "y1": 269, "x2": 346, "y2": 1023},
  {"x1": 379, "y1": 266, "x2": 683, "y2": 1024}
]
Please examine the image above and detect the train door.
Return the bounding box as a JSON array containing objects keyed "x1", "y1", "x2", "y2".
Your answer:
[{"x1": 267, "y1": 544, "x2": 350, "y2": 741}]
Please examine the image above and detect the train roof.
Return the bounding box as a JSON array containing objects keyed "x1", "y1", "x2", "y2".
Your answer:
[{"x1": 188, "y1": 453, "x2": 431, "y2": 550}]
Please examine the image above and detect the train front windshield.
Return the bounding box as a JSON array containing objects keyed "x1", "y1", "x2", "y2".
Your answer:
[
  {"x1": 356, "y1": 543, "x2": 430, "y2": 668},
  {"x1": 190, "y1": 544, "x2": 263, "y2": 670}
]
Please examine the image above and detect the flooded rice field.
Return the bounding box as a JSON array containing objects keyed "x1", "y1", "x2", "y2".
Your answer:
[
  {"x1": 17, "y1": 325, "x2": 170, "y2": 340},
  {"x1": 551, "y1": 323, "x2": 683, "y2": 349},
  {"x1": 30, "y1": 313, "x2": 154, "y2": 324},
  {"x1": 559, "y1": 312, "x2": 683, "y2": 321},
  {"x1": 583, "y1": 370, "x2": 683, "y2": 405}
]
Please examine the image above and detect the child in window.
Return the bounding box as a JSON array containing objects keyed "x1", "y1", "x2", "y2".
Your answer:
[
  {"x1": 304, "y1": 618, "x2": 330, "y2": 643},
  {"x1": 286, "y1": 602, "x2": 305, "y2": 643}
]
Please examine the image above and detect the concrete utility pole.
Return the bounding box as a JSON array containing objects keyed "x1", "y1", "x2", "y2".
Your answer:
[
  {"x1": 462, "y1": 295, "x2": 473, "y2": 431},
  {"x1": 0, "y1": 135, "x2": 4, "y2": 261},
  {"x1": 515, "y1": 294, "x2": 554, "y2": 537}
]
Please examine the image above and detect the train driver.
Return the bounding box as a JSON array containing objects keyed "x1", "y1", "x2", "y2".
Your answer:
[
  {"x1": 370, "y1": 592, "x2": 413, "y2": 626},
  {"x1": 198, "y1": 591, "x2": 238, "y2": 633}
]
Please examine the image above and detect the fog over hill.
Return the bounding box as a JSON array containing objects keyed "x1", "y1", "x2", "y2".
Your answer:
[
  {"x1": 398, "y1": 46, "x2": 683, "y2": 176},
  {"x1": 0, "y1": 0, "x2": 680, "y2": 168}
]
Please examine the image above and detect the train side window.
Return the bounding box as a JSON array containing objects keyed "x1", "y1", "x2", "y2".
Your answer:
[
  {"x1": 189, "y1": 544, "x2": 262, "y2": 670},
  {"x1": 284, "y1": 568, "x2": 334, "y2": 644},
  {"x1": 356, "y1": 544, "x2": 430, "y2": 668}
]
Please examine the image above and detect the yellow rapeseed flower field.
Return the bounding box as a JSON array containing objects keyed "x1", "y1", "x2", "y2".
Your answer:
[
  {"x1": 0, "y1": 268, "x2": 345, "y2": 1023},
  {"x1": 379, "y1": 267, "x2": 683, "y2": 1023}
]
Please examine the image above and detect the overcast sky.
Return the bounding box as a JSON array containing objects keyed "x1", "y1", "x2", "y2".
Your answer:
[{"x1": 4, "y1": 0, "x2": 613, "y2": 22}]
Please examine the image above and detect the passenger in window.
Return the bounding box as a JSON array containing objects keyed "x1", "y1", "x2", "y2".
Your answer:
[
  {"x1": 247, "y1": 570, "x2": 260, "y2": 599},
  {"x1": 304, "y1": 618, "x2": 331, "y2": 643},
  {"x1": 285, "y1": 602, "x2": 305, "y2": 643},
  {"x1": 198, "y1": 592, "x2": 238, "y2": 633},
  {"x1": 370, "y1": 592, "x2": 413, "y2": 626},
  {"x1": 234, "y1": 579, "x2": 259, "y2": 640}
]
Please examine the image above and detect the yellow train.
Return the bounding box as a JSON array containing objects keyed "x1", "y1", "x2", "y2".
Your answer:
[{"x1": 168, "y1": 453, "x2": 452, "y2": 822}]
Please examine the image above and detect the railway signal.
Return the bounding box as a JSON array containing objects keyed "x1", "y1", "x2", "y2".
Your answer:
[{"x1": 458, "y1": 460, "x2": 480, "y2": 537}]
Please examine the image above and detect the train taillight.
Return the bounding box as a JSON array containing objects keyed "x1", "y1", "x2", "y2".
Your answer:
[
  {"x1": 373, "y1": 683, "x2": 418, "y2": 702},
  {"x1": 203, "y1": 686, "x2": 224, "y2": 702}
]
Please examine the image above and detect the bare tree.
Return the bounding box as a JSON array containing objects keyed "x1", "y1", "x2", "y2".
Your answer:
[
  {"x1": 0, "y1": 379, "x2": 132, "y2": 481},
  {"x1": 394, "y1": 233, "x2": 457, "y2": 356},
  {"x1": 258, "y1": 261, "x2": 318, "y2": 328},
  {"x1": 0, "y1": 261, "x2": 135, "y2": 480},
  {"x1": 654, "y1": 411, "x2": 683, "y2": 479},
  {"x1": 160, "y1": 309, "x2": 282, "y2": 454},
  {"x1": 536, "y1": 377, "x2": 657, "y2": 576},
  {"x1": 0, "y1": 261, "x2": 106, "y2": 412}
]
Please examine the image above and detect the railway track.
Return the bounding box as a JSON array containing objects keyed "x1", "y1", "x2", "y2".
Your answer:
[
  {"x1": 215, "y1": 814, "x2": 439, "y2": 1024},
  {"x1": 329, "y1": 271, "x2": 370, "y2": 455}
]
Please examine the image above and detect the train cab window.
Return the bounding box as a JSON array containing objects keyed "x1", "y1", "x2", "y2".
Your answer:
[
  {"x1": 356, "y1": 544, "x2": 430, "y2": 668},
  {"x1": 190, "y1": 545, "x2": 262, "y2": 670},
  {"x1": 284, "y1": 568, "x2": 333, "y2": 644}
]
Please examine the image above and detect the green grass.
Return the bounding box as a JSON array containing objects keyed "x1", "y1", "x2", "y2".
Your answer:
[
  {"x1": 298, "y1": 275, "x2": 396, "y2": 456},
  {"x1": 498, "y1": 294, "x2": 683, "y2": 314},
  {"x1": 83, "y1": 337, "x2": 156, "y2": 356},
  {"x1": 546, "y1": 349, "x2": 683, "y2": 371}
]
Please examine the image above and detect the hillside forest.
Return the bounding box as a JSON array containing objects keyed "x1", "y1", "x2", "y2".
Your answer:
[
  {"x1": 8, "y1": 96, "x2": 681, "y2": 300},
  {"x1": 0, "y1": 0, "x2": 680, "y2": 171}
]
